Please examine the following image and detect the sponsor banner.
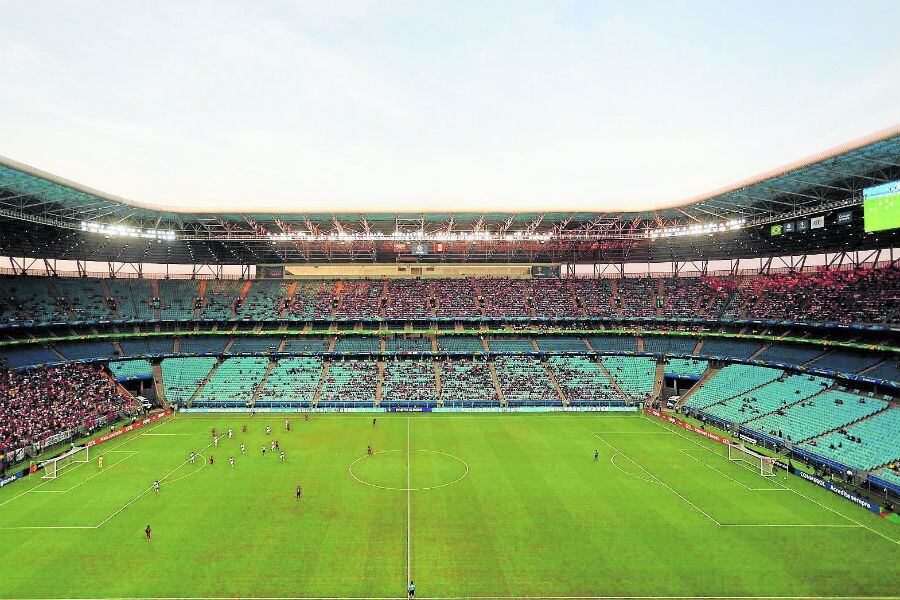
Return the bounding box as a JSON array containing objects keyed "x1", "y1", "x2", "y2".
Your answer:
[
  {"x1": 811, "y1": 215, "x2": 825, "y2": 229},
  {"x1": 837, "y1": 211, "x2": 853, "y2": 224},
  {"x1": 84, "y1": 410, "x2": 172, "y2": 448},
  {"x1": 0, "y1": 472, "x2": 20, "y2": 489},
  {"x1": 182, "y1": 405, "x2": 638, "y2": 414},
  {"x1": 795, "y1": 470, "x2": 881, "y2": 515},
  {"x1": 644, "y1": 408, "x2": 731, "y2": 446},
  {"x1": 41, "y1": 428, "x2": 74, "y2": 449}
]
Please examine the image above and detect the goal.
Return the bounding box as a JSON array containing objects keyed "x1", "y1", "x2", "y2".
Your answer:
[
  {"x1": 727, "y1": 443, "x2": 776, "y2": 477},
  {"x1": 40, "y1": 445, "x2": 90, "y2": 479}
]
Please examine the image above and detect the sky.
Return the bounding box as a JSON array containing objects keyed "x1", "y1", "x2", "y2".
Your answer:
[{"x1": 1, "y1": 0, "x2": 899, "y2": 214}]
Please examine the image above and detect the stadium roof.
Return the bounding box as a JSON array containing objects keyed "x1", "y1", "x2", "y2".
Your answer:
[{"x1": 0, "y1": 125, "x2": 898, "y2": 264}]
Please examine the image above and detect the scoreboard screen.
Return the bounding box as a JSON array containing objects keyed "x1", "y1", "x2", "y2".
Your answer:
[{"x1": 863, "y1": 181, "x2": 900, "y2": 232}]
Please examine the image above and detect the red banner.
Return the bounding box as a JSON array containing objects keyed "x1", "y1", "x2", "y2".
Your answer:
[
  {"x1": 84, "y1": 410, "x2": 172, "y2": 448},
  {"x1": 644, "y1": 407, "x2": 732, "y2": 446}
]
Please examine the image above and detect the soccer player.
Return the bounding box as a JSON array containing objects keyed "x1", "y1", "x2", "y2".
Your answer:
[
  {"x1": 594, "y1": 450, "x2": 599, "y2": 462},
  {"x1": 265, "y1": 425, "x2": 271, "y2": 436},
  {"x1": 145, "y1": 524, "x2": 152, "y2": 541},
  {"x1": 372, "y1": 418, "x2": 377, "y2": 429},
  {"x1": 408, "y1": 580, "x2": 415, "y2": 599},
  {"x1": 240, "y1": 443, "x2": 245, "y2": 455},
  {"x1": 285, "y1": 419, "x2": 290, "y2": 431},
  {"x1": 275, "y1": 440, "x2": 280, "y2": 450},
  {"x1": 367, "y1": 445, "x2": 373, "y2": 456},
  {"x1": 304, "y1": 413, "x2": 309, "y2": 422},
  {"x1": 227, "y1": 427, "x2": 233, "y2": 439},
  {"x1": 214, "y1": 434, "x2": 219, "y2": 447},
  {"x1": 153, "y1": 480, "x2": 160, "y2": 494},
  {"x1": 209, "y1": 455, "x2": 214, "y2": 465},
  {"x1": 189, "y1": 451, "x2": 195, "y2": 464},
  {"x1": 280, "y1": 451, "x2": 285, "y2": 463},
  {"x1": 98, "y1": 455, "x2": 104, "y2": 469},
  {"x1": 242, "y1": 424, "x2": 247, "y2": 434},
  {"x1": 229, "y1": 456, "x2": 235, "y2": 468},
  {"x1": 261, "y1": 445, "x2": 266, "y2": 456},
  {"x1": 296, "y1": 484, "x2": 302, "y2": 500},
  {"x1": 211, "y1": 427, "x2": 217, "y2": 439},
  {"x1": 271, "y1": 440, "x2": 276, "y2": 452}
]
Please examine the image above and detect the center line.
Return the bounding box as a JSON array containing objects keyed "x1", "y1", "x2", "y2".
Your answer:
[{"x1": 406, "y1": 417, "x2": 412, "y2": 589}]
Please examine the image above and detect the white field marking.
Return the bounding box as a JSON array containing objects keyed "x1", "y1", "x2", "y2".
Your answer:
[
  {"x1": 677, "y1": 449, "x2": 786, "y2": 491},
  {"x1": 140, "y1": 433, "x2": 198, "y2": 436},
  {"x1": 406, "y1": 416, "x2": 412, "y2": 590},
  {"x1": 31, "y1": 451, "x2": 139, "y2": 493},
  {"x1": 0, "y1": 417, "x2": 173, "y2": 507},
  {"x1": 608, "y1": 453, "x2": 663, "y2": 485},
  {"x1": 592, "y1": 431, "x2": 674, "y2": 434},
  {"x1": 720, "y1": 524, "x2": 863, "y2": 528},
  {"x1": 158, "y1": 452, "x2": 208, "y2": 486},
  {"x1": 348, "y1": 450, "x2": 469, "y2": 491},
  {"x1": 592, "y1": 432, "x2": 722, "y2": 526},
  {"x1": 0, "y1": 593, "x2": 895, "y2": 600},
  {"x1": 640, "y1": 413, "x2": 900, "y2": 546},
  {"x1": 94, "y1": 437, "x2": 217, "y2": 529}
]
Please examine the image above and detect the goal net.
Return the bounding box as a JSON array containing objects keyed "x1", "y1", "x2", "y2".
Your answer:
[
  {"x1": 727, "y1": 443, "x2": 775, "y2": 477},
  {"x1": 40, "y1": 446, "x2": 90, "y2": 479}
]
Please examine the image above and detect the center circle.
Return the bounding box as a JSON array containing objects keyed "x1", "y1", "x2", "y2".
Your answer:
[{"x1": 349, "y1": 449, "x2": 469, "y2": 491}]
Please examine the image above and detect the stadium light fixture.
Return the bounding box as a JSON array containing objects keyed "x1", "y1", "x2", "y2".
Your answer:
[
  {"x1": 80, "y1": 221, "x2": 176, "y2": 241},
  {"x1": 647, "y1": 219, "x2": 746, "y2": 239}
]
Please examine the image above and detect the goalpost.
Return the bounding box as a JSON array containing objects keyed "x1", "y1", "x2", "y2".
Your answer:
[
  {"x1": 40, "y1": 445, "x2": 90, "y2": 479},
  {"x1": 727, "y1": 443, "x2": 776, "y2": 477}
]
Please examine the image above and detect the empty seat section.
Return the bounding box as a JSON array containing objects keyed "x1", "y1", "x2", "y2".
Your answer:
[
  {"x1": 236, "y1": 281, "x2": 290, "y2": 319},
  {"x1": 255, "y1": 356, "x2": 323, "y2": 407},
  {"x1": 437, "y1": 336, "x2": 485, "y2": 353},
  {"x1": 863, "y1": 360, "x2": 900, "y2": 383},
  {"x1": 282, "y1": 337, "x2": 332, "y2": 352},
  {"x1": 158, "y1": 280, "x2": 199, "y2": 320},
  {"x1": 702, "y1": 374, "x2": 830, "y2": 424},
  {"x1": 227, "y1": 336, "x2": 282, "y2": 354},
  {"x1": 755, "y1": 344, "x2": 826, "y2": 365},
  {"x1": 548, "y1": 356, "x2": 620, "y2": 404},
  {"x1": 600, "y1": 356, "x2": 655, "y2": 400},
  {"x1": 200, "y1": 280, "x2": 243, "y2": 319},
  {"x1": 333, "y1": 336, "x2": 381, "y2": 352},
  {"x1": 108, "y1": 359, "x2": 153, "y2": 381},
  {"x1": 0, "y1": 346, "x2": 63, "y2": 369},
  {"x1": 745, "y1": 390, "x2": 888, "y2": 443},
  {"x1": 193, "y1": 357, "x2": 269, "y2": 407},
  {"x1": 807, "y1": 350, "x2": 883, "y2": 374},
  {"x1": 536, "y1": 337, "x2": 587, "y2": 352},
  {"x1": 119, "y1": 338, "x2": 174, "y2": 357},
  {"x1": 698, "y1": 338, "x2": 762, "y2": 359},
  {"x1": 587, "y1": 336, "x2": 636, "y2": 352},
  {"x1": 384, "y1": 337, "x2": 432, "y2": 352},
  {"x1": 487, "y1": 337, "x2": 535, "y2": 353},
  {"x1": 684, "y1": 364, "x2": 783, "y2": 410},
  {"x1": 161, "y1": 357, "x2": 218, "y2": 405},
  {"x1": 642, "y1": 336, "x2": 697, "y2": 355},
  {"x1": 800, "y1": 408, "x2": 900, "y2": 470},
  {"x1": 664, "y1": 358, "x2": 708, "y2": 379},
  {"x1": 178, "y1": 336, "x2": 229, "y2": 354},
  {"x1": 54, "y1": 341, "x2": 118, "y2": 361}
]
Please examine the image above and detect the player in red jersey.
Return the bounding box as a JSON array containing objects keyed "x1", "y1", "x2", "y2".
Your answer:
[{"x1": 145, "y1": 524, "x2": 152, "y2": 541}]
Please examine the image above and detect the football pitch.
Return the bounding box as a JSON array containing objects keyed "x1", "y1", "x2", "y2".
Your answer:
[{"x1": 0, "y1": 412, "x2": 897, "y2": 599}]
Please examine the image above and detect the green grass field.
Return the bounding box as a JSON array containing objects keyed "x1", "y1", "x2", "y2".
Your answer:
[{"x1": 0, "y1": 412, "x2": 897, "y2": 599}]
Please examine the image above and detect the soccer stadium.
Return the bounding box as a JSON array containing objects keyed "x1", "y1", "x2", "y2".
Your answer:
[{"x1": 1, "y1": 4, "x2": 900, "y2": 600}]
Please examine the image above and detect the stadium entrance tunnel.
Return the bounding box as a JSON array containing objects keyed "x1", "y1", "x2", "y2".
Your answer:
[{"x1": 349, "y1": 449, "x2": 468, "y2": 491}]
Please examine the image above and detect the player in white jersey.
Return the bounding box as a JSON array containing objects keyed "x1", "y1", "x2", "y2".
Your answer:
[
  {"x1": 280, "y1": 451, "x2": 285, "y2": 462},
  {"x1": 189, "y1": 451, "x2": 195, "y2": 464},
  {"x1": 240, "y1": 443, "x2": 245, "y2": 455},
  {"x1": 271, "y1": 440, "x2": 276, "y2": 452},
  {"x1": 227, "y1": 427, "x2": 233, "y2": 439},
  {"x1": 214, "y1": 435, "x2": 219, "y2": 447},
  {"x1": 229, "y1": 456, "x2": 235, "y2": 468},
  {"x1": 265, "y1": 425, "x2": 271, "y2": 436},
  {"x1": 153, "y1": 480, "x2": 160, "y2": 494}
]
